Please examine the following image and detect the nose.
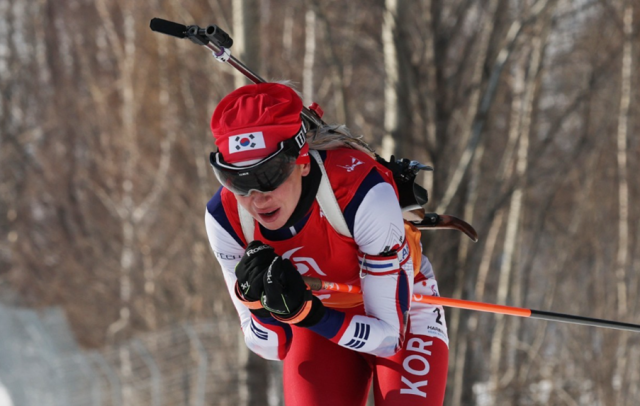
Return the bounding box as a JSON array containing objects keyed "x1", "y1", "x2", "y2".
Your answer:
[{"x1": 249, "y1": 190, "x2": 272, "y2": 206}]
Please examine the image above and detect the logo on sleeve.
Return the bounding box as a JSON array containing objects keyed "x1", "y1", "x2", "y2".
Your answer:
[
  {"x1": 250, "y1": 319, "x2": 269, "y2": 341},
  {"x1": 345, "y1": 322, "x2": 370, "y2": 349},
  {"x1": 382, "y1": 223, "x2": 404, "y2": 253},
  {"x1": 215, "y1": 251, "x2": 241, "y2": 261}
]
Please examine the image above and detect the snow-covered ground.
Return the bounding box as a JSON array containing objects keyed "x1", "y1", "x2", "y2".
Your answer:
[{"x1": 0, "y1": 381, "x2": 13, "y2": 406}]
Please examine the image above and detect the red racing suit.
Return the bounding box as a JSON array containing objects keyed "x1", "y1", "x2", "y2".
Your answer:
[{"x1": 205, "y1": 148, "x2": 449, "y2": 405}]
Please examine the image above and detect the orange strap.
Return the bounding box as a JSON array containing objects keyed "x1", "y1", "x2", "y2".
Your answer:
[
  {"x1": 234, "y1": 282, "x2": 264, "y2": 309},
  {"x1": 271, "y1": 292, "x2": 314, "y2": 324},
  {"x1": 404, "y1": 220, "x2": 423, "y2": 275}
]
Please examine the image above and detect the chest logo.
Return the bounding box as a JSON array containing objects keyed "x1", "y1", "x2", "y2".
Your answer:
[
  {"x1": 337, "y1": 157, "x2": 364, "y2": 172},
  {"x1": 282, "y1": 247, "x2": 327, "y2": 276}
]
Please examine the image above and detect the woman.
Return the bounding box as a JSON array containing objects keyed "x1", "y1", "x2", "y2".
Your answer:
[{"x1": 205, "y1": 82, "x2": 449, "y2": 405}]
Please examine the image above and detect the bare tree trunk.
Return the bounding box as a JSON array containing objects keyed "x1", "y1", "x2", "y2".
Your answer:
[
  {"x1": 282, "y1": 6, "x2": 294, "y2": 60},
  {"x1": 449, "y1": 165, "x2": 502, "y2": 406},
  {"x1": 613, "y1": 4, "x2": 633, "y2": 404},
  {"x1": 489, "y1": 4, "x2": 553, "y2": 392},
  {"x1": 420, "y1": 0, "x2": 437, "y2": 194},
  {"x1": 488, "y1": 58, "x2": 526, "y2": 400},
  {"x1": 309, "y1": 2, "x2": 349, "y2": 124},
  {"x1": 233, "y1": 0, "x2": 261, "y2": 88},
  {"x1": 422, "y1": 0, "x2": 437, "y2": 198},
  {"x1": 231, "y1": 3, "x2": 270, "y2": 403},
  {"x1": 451, "y1": 210, "x2": 503, "y2": 405},
  {"x1": 614, "y1": 2, "x2": 632, "y2": 321},
  {"x1": 381, "y1": 0, "x2": 410, "y2": 159},
  {"x1": 95, "y1": 5, "x2": 137, "y2": 403},
  {"x1": 446, "y1": 3, "x2": 498, "y2": 396},
  {"x1": 458, "y1": 0, "x2": 500, "y2": 148},
  {"x1": 506, "y1": 21, "x2": 549, "y2": 398},
  {"x1": 447, "y1": 143, "x2": 483, "y2": 403},
  {"x1": 97, "y1": 1, "x2": 136, "y2": 347},
  {"x1": 303, "y1": 9, "x2": 316, "y2": 106}
]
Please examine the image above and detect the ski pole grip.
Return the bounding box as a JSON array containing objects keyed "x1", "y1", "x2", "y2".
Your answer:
[
  {"x1": 302, "y1": 276, "x2": 323, "y2": 291},
  {"x1": 150, "y1": 18, "x2": 188, "y2": 38}
]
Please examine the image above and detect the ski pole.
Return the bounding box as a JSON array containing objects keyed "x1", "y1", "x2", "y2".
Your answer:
[{"x1": 302, "y1": 277, "x2": 640, "y2": 333}]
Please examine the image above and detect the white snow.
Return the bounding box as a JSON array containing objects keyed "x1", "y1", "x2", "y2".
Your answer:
[{"x1": 0, "y1": 381, "x2": 13, "y2": 406}]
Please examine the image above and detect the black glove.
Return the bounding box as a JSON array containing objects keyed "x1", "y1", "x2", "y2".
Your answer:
[
  {"x1": 235, "y1": 241, "x2": 277, "y2": 317},
  {"x1": 260, "y1": 256, "x2": 325, "y2": 327}
]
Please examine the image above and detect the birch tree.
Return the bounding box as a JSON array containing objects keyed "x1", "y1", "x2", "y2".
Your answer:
[
  {"x1": 613, "y1": 3, "x2": 633, "y2": 404},
  {"x1": 232, "y1": 0, "x2": 261, "y2": 88},
  {"x1": 230, "y1": 2, "x2": 271, "y2": 404},
  {"x1": 381, "y1": 0, "x2": 411, "y2": 159}
]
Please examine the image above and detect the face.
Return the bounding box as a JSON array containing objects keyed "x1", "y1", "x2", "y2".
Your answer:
[{"x1": 235, "y1": 163, "x2": 311, "y2": 230}]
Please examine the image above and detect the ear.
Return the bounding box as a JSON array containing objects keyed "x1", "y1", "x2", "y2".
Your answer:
[{"x1": 300, "y1": 162, "x2": 311, "y2": 177}]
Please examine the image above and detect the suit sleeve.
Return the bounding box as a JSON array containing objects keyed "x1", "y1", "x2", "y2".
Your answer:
[
  {"x1": 205, "y1": 190, "x2": 292, "y2": 360},
  {"x1": 306, "y1": 179, "x2": 414, "y2": 357}
]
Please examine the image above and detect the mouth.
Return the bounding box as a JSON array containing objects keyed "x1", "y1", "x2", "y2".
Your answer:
[{"x1": 257, "y1": 208, "x2": 280, "y2": 223}]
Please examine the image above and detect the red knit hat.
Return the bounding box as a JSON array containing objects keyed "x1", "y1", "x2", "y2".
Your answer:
[{"x1": 211, "y1": 83, "x2": 309, "y2": 165}]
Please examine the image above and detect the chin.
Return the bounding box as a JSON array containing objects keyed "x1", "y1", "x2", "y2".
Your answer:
[
  {"x1": 253, "y1": 206, "x2": 293, "y2": 231},
  {"x1": 258, "y1": 219, "x2": 287, "y2": 231}
]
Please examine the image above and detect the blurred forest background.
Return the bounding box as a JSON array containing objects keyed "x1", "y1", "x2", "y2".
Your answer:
[{"x1": 2, "y1": 0, "x2": 640, "y2": 405}]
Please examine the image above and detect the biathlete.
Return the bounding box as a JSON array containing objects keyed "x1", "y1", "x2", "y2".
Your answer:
[{"x1": 205, "y1": 82, "x2": 449, "y2": 405}]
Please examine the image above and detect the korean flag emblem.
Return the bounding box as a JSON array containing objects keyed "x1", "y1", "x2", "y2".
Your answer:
[{"x1": 229, "y1": 132, "x2": 266, "y2": 154}]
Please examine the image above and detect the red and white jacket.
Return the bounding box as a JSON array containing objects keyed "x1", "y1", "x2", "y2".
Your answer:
[{"x1": 205, "y1": 148, "x2": 414, "y2": 360}]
